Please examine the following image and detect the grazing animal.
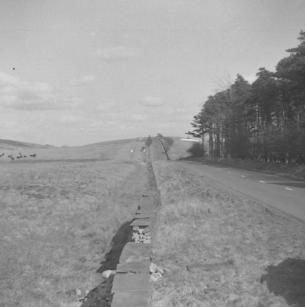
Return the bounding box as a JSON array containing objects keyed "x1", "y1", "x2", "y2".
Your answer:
[
  {"x1": 30, "y1": 153, "x2": 36, "y2": 158},
  {"x1": 8, "y1": 154, "x2": 15, "y2": 161},
  {"x1": 0, "y1": 153, "x2": 5, "y2": 158}
]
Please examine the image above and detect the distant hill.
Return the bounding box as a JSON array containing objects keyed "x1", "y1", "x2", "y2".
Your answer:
[
  {"x1": 0, "y1": 139, "x2": 54, "y2": 150},
  {"x1": 0, "y1": 138, "x2": 139, "y2": 151},
  {"x1": 82, "y1": 138, "x2": 137, "y2": 147}
]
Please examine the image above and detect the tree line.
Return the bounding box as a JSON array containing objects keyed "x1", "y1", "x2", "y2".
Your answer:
[{"x1": 188, "y1": 31, "x2": 305, "y2": 164}]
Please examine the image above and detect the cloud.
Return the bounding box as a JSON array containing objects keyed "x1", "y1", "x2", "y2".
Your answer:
[
  {"x1": 94, "y1": 46, "x2": 140, "y2": 61},
  {"x1": 96, "y1": 101, "x2": 117, "y2": 111},
  {"x1": 69, "y1": 96, "x2": 83, "y2": 107},
  {"x1": 70, "y1": 75, "x2": 95, "y2": 86},
  {"x1": 244, "y1": 74, "x2": 257, "y2": 83},
  {"x1": 0, "y1": 72, "x2": 76, "y2": 111},
  {"x1": 0, "y1": 72, "x2": 18, "y2": 85},
  {"x1": 129, "y1": 113, "x2": 147, "y2": 121},
  {"x1": 139, "y1": 96, "x2": 164, "y2": 107},
  {"x1": 59, "y1": 113, "x2": 83, "y2": 124}
]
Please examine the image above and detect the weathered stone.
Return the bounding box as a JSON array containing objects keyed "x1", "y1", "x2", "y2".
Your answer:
[
  {"x1": 131, "y1": 219, "x2": 151, "y2": 227},
  {"x1": 116, "y1": 260, "x2": 150, "y2": 274},
  {"x1": 120, "y1": 242, "x2": 151, "y2": 263},
  {"x1": 136, "y1": 206, "x2": 156, "y2": 217},
  {"x1": 134, "y1": 213, "x2": 151, "y2": 219},
  {"x1": 132, "y1": 226, "x2": 151, "y2": 233},
  {"x1": 112, "y1": 273, "x2": 150, "y2": 292},
  {"x1": 111, "y1": 290, "x2": 150, "y2": 307},
  {"x1": 132, "y1": 229, "x2": 152, "y2": 243}
]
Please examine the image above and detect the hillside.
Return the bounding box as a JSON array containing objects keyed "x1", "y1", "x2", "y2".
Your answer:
[
  {"x1": 0, "y1": 138, "x2": 143, "y2": 161},
  {"x1": 0, "y1": 138, "x2": 53, "y2": 150},
  {"x1": 0, "y1": 136, "x2": 193, "y2": 162}
]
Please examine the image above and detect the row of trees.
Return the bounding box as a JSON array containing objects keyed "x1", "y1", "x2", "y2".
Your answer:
[{"x1": 188, "y1": 31, "x2": 305, "y2": 163}]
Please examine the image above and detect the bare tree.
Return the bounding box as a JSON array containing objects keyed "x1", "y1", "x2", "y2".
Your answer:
[{"x1": 156, "y1": 134, "x2": 174, "y2": 160}]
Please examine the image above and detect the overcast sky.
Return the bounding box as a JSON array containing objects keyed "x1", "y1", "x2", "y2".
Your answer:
[{"x1": 0, "y1": 0, "x2": 305, "y2": 146}]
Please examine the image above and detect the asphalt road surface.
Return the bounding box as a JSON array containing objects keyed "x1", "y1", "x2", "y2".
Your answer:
[{"x1": 183, "y1": 161, "x2": 305, "y2": 223}]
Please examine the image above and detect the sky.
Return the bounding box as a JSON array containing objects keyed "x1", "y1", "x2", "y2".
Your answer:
[{"x1": 0, "y1": 0, "x2": 305, "y2": 146}]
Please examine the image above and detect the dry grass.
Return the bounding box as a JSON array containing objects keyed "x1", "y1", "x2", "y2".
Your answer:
[
  {"x1": 151, "y1": 161, "x2": 305, "y2": 307},
  {"x1": 195, "y1": 158, "x2": 305, "y2": 181},
  {"x1": 0, "y1": 140, "x2": 146, "y2": 307}
]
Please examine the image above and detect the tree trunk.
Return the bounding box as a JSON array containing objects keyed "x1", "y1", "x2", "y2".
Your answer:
[{"x1": 158, "y1": 138, "x2": 170, "y2": 160}]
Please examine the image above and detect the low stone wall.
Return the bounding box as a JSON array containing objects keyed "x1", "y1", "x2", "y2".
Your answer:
[
  {"x1": 81, "y1": 150, "x2": 161, "y2": 307},
  {"x1": 111, "y1": 194, "x2": 157, "y2": 307}
]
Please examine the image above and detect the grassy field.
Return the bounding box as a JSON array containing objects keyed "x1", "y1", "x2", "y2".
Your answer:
[
  {"x1": 3, "y1": 135, "x2": 304, "y2": 307},
  {"x1": 151, "y1": 160, "x2": 305, "y2": 307},
  {"x1": 0, "y1": 139, "x2": 147, "y2": 307},
  {"x1": 0, "y1": 138, "x2": 139, "y2": 162}
]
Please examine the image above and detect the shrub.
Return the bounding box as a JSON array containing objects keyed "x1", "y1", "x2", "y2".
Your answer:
[{"x1": 187, "y1": 142, "x2": 205, "y2": 157}]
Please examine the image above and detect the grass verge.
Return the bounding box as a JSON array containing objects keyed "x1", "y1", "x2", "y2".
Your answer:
[
  {"x1": 185, "y1": 158, "x2": 305, "y2": 181},
  {"x1": 151, "y1": 161, "x2": 305, "y2": 307}
]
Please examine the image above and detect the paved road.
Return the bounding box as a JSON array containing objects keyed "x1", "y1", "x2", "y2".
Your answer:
[{"x1": 182, "y1": 161, "x2": 305, "y2": 222}]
